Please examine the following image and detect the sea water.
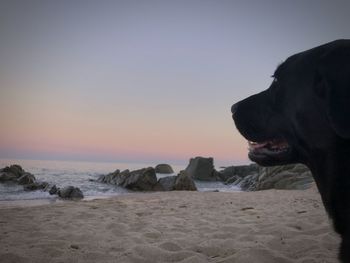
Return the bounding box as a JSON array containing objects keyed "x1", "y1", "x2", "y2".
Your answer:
[{"x1": 0, "y1": 159, "x2": 240, "y2": 202}]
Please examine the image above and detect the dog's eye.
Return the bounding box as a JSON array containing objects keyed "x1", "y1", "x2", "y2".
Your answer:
[{"x1": 269, "y1": 77, "x2": 281, "y2": 107}]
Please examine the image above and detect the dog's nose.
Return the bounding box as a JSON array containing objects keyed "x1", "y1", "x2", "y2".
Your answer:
[{"x1": 231, "y1": 103, "x2": 239, "y2": 117}]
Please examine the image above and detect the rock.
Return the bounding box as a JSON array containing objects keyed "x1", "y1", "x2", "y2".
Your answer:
[
  {"x1": 224, "y1": 175, "x2": 241, "y2": 185},
  {"x1": 148, "y1": 172, "x2": 197, "y2": 191},
  {"x1": 48, "y1": 185, "x2": 58, "y2": 195},
  {"x1": 97, "y1": 169, "x2": 132, "y2": 185},
  {"x1": 0, "y1": 164, "x2": 83, "y2": 199},
  {"x1": 17, "y1": 172, "x2": 36, "y2": 185},
  {"x1": 105, "y1": 170, "x2": 119, "y2": 184},
  {"x1": 153, "y1": 176, "x2": 177, "y2": 191},
  {"x1": 121, "y1": 167, "x2": 157, "y2": 191},
  {"x1": 219, "y1": 164, "x2": 259, "y2": 182},
  {"x1": 185, "y1": 157, "x2": 220, "y2": 181},
  {"x1": 219, "y1": 163, "x2": 313, "y2": 191},
  {"x1": 58, "y1": 186, "x2": 84, "y2": 199},
  {"x1": 98, "y1": 167, "x2": 196, "y2": 192},
  {"x1": 97, "y1": 169, "x2": 120, "y2": 184},
  {"x1": 98, "y1": 168, "x2": 157, "y2": 191},
  {"x1": 2, "y1": 164, "x2": 25, "y2": 178},
  {"x1": 114, "y1": 170, "x2": 131, "y2": 186},
  {"x1": 0, "y1": 171, "x2": 18, "y2": 182},
  {"x1": 0, "y1": 165, "x2": 38, "y2": 187},
  {"x1": 24, "y1": 182, "x2": 49, "y2": 191},
  {"x1": 254, "y1": 164, "x2": 313, "y2": 190},
  {"x1": 239, "y1": 173, "x2": 259, "y2": 191},
  {"x1": 0, "y1": 164, "x2": 27, "y2": 183},
  {"x1": 155, "y1": 164, "x2": 174, "y2": 174},
  {"x1": 174, "y1": 171, "x2": 197, "y2": 191}
]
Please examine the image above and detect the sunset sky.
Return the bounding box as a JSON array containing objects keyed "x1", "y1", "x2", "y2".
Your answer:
[{"x1": 1, "y1": 0, "x2": 350, "y2": 166}]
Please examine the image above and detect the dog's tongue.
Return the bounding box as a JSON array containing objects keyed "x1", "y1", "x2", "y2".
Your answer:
[
  {"x1": 248, "y1": 139, "x2": 289, "y2": 151},
  {"x1": 248, "y1": 141, "x2": 268, "y2": 150}
]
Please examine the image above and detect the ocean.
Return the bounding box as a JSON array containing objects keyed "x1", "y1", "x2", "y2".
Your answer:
[{"x1": 0, "y1": 159, "x2": 240, "y2": 203}]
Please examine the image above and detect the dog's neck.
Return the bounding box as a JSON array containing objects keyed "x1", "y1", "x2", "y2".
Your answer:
[{"x1": 307, "y1": 144, "x2": 350, "y2": 223}]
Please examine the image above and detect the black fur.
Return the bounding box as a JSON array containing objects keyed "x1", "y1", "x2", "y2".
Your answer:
[{"x1": 232, "y1": 39, "x2": 350, "y2": 262}]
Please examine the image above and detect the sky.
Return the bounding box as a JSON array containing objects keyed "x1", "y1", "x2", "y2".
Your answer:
[{"x1": 1, "y1": 0, "x2": 350, "y2": 167}]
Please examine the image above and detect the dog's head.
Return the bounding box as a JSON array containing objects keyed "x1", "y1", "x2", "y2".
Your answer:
[{"x1": 232, "y1": 40, "x2": 350, "y2": 167}]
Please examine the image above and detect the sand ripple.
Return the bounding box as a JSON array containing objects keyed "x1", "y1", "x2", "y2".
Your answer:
[{"x1": 0, "y1": 189, "x2": 339, "y2": 262}]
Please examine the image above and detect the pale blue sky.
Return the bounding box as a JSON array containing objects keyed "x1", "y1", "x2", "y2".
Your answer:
[{"x1": 1, "y1": 0, "x2": 350, "y2": 166}]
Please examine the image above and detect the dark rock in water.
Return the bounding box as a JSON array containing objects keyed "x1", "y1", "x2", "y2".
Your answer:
[
  {"x1": 153, "y1": 176, "x2": 177, "y2": 191},
  {"x1": 58, "y1": 186, "x2": 84, "y2": 199},
  {"x1": 0, "y1": 171, "x2": 18, "y2": 182},
  {"x1": 174, "y1": 171, "x2": 197, "y2": 191},
  {"x1": 98, "y1": 167, "x2": 197, "y2": 192},
  {"x1": 97, "y1": 169, "x2": 130, "y2": 185},
  {"x1": 185, "y1": 157, "x2": 220, "y2": 181},
  {"x1": 0, "y1": 165, "x2": 37, "y2": 186},
  {"x1": 114, "y1": 170, "x2": 131, "y2": 186},
  {"x1": 121, "y1": 167, "x2": 157, "y2": 191},
  {"x1": 2, "y1": 164, "x2": 25, "y2": 178},
  {"x1": 98, "y1": 168, "x2": 157, "y2": 191},
  {"x1": 18, "y1": 172, "x2": 36, "y2": 185},
  {"x1": 97, "y1": 169, "x2": 121, "y2": 184},
  {"x1": 0, "y1": 164, "x2": 27, "y2": 182},
  {"x1": 49, "y1": 185, "x2": 58, "y2": 195},
  {"x1": 24, "y1": 182, "x2": 49, "y2": 191},
  {"x1": 1, "y1": 164, "x2": 84, "y2": 200},
  {"x1": 155, "y1": 164, "x2": 174, "y2": 174}
]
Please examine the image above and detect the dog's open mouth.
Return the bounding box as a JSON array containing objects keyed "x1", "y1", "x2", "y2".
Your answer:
[{"x1": 247, "y1": 138, "x2": 292, "y2": 165}]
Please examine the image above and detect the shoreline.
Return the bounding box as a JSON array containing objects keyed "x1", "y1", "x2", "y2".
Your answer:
[
  {"x1": 0, "y1": 189, "x2": 340, "y2": 263},
  {"x1": 0, "y1": 188, "x2": 242, "y2": 208}
]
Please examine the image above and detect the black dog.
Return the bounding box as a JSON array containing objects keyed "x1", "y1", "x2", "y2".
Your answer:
[{"x1": 232, "y1": 39, "x2": 350, "y2": 262}]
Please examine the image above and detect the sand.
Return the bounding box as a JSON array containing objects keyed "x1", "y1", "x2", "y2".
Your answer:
[{"x1": 0, "y1": 187, "x2": 340, "y2": 263}]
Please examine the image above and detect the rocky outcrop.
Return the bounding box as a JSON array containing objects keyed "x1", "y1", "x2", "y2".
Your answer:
[
  {"x1": 254, "y1": 164, "x2": 313, "y2": 191},
  {"x1": 0, "y1": 164, "x2": 27, "y2": 183},
  {"x1": 97, "y1": 169, "x2": 129, "y2": 185},
  {"x1": 219, "y1": 164, "x2": 259, "y2": 182},
  {"x1": 0, "y1": 164, "x2": 24, "y2": 179},
  {"x1": 99, "y1": 168, "x2": 197, "y2": 192},
  {"x1": 0, "y1": 164, "x2": 84, "y2": 200},
  {"x1": 153, "y1": 176, "x2": 177, "y2": 191},
  {"x1": 123, "y1": 168, "x2": 158, "y2": 191},
  {"x1": 49, "y1": 185, "x2": 59, "y2": 195},
  {"x1": 174, "y1": 171, "x2": 197, "y2": 191},
  {"x1": 0, "y1": 165, "x2": 37, "y2": 185},
  {"x1": 24, "y1": 182, "x2": 49, "y2": 191},
  {"x1": 224, "y1": 163, "x2": 313, "y2": 191},
  {"x1": 18, "y1": 173, "x2": 36, "y2": 185},
  {"x1": 98, "y1": 167, "x2": 158, "y2": 191},
  {"x1": 58, "y1": 186, "x2": 84, "y2": 199},
  {"x1": 185, "y1": 157, "x2": 220, "y2": 181},
  {"x1": 155, "y1": 164, "x2": 174, "y2": 174}
]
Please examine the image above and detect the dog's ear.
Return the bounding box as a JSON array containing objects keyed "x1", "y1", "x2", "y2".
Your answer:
[{"x1": 317, "y1": 46, "x2": 350, "y2": 138}]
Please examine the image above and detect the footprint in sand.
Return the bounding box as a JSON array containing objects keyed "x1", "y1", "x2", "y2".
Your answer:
[{"x1": 159, "y1": 241, "x2": 182, "y2": 252}]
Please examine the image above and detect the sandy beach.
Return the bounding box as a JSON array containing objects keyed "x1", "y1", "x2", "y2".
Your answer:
[{"x1": 0, "y1": 188, "x2": 340, "y2": 263}]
